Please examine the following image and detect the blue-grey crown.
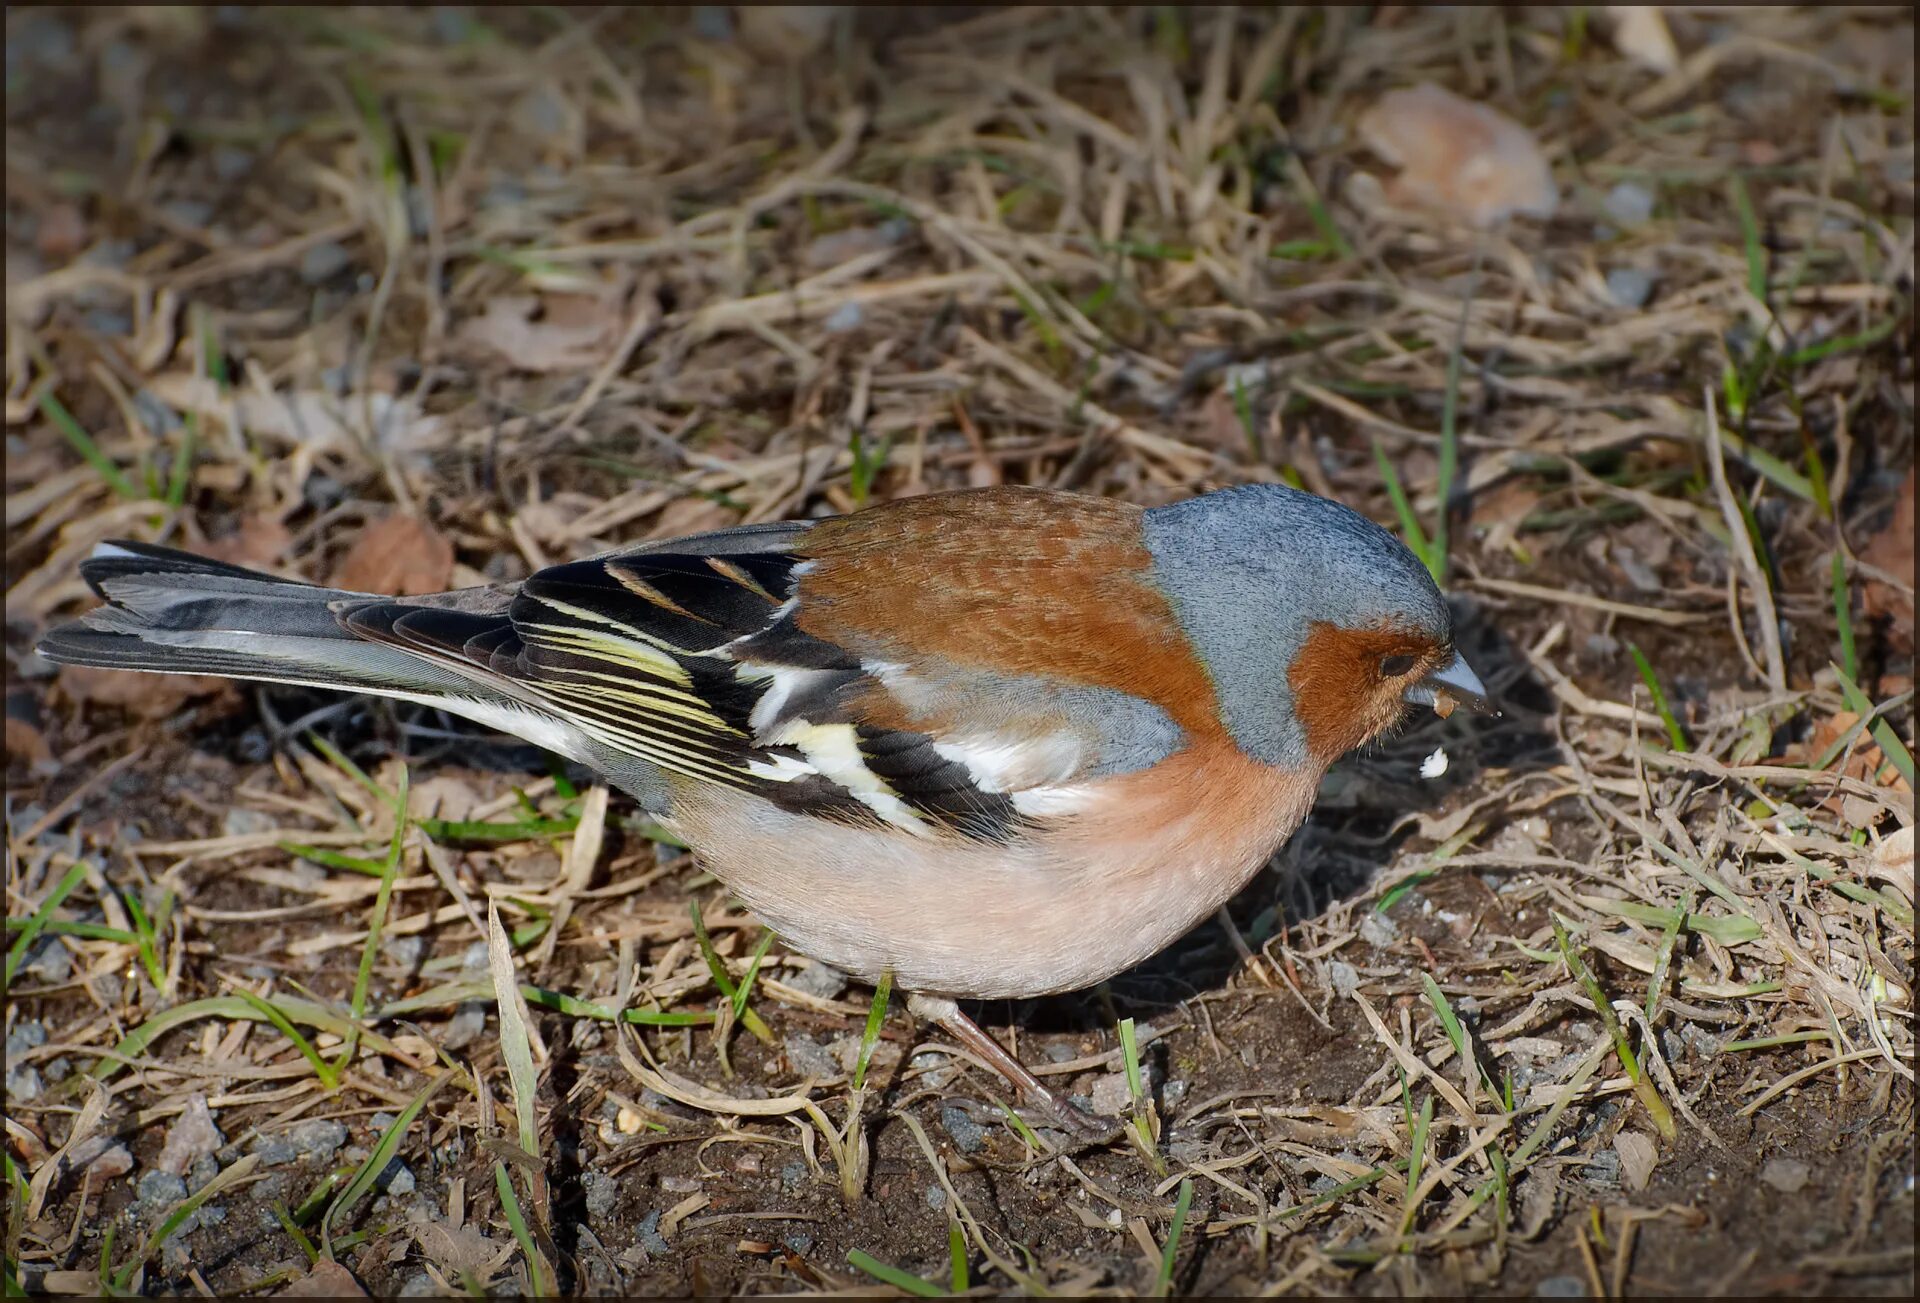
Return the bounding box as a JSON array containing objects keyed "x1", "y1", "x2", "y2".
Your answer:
[{"x1": 1141, "y1": 483, "x2": 1450, "y2": 767}]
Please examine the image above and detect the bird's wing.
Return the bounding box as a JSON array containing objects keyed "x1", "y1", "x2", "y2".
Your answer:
[{"x1": 344, "y1": 488, "x2": 1213, "y2": 840}]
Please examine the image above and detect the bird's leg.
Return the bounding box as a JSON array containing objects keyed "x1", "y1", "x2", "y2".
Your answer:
[{"x1": 906, "y1": 992, "x2": 1112, "y2": 1140}]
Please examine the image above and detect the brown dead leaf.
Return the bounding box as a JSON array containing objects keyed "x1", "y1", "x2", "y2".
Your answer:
[
  {"x1": 1860, "y1": 466, "x2": 1914, "y2": 652},
  {"x1": 36, "y1": 202, "x2": 89, "y2": 261},
  {"x1": 1358, "y1": 83, "x2": 1558, "y2": 228},
  {"x1": 198, "y1": 515, "x2": 292, "y2": 571},
  {"x1": 331, "y1": 514, "x2": 455, "y2": 596},
  {"x1": 1780, "y1": 710, "x2": 1913, "y2": 813},
  {"x1": 60, "y1": 664, "x2": 234, "y2": 717},
  {"x1": 1607, "y1": 6, "x2": 1680, "y2": 74},
  {"x1": 5, "y1": 714, "x2": 53, "y2": 767},
  {"x1": 1614, "y1": 1130, "x2": 1659, "y2": 1193},
  {"x1": 1870, "y1": 826, "x2": 1914, "y2": 905},
  {"x1": 278, "y1": 1260, "x2": 366, "y2": 1298},
  {"x1": 455, "y1": 292, "x2": 622, "y2": 373}
]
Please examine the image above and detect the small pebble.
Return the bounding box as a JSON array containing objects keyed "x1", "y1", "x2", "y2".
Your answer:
[
  {"x1": 1761, "y1": 1157, "x2": 1811, "y2": 1194},
  {"x1": 299, "y1": 242, "x2": 352, "y2": 285},
  {"x1": 784, "y1": 1033, "x2": 842, "y2": 1081},
  {"x1": 1606, "y1": 266, "x2": 1655, "y2": 309},
  {"x1": 1535, "y1": 1275, "x2": 1589, "y2": 1298},
  {"x1": 187, "y1": 1154, "x2": 220, "y2": 1193},
  {"x1": 398, "y1": 1271, "x2": 440, "y2": 1298},
  {"x1": 940, "y1": 1103, "x2": 987, "y2": 1154},
  {"x1": 1602, "y1": 180, "x2": 1655, "y2": 227},
  {"x1": 288, "y1": 1118, "x2": 348, "y2": 1162},
  {"x1": 444, "y1": 1002, "x2": 487, "y2": 1049},
  {"x1": 823, "y1": 302, "x2": 865, "y2": 333},
  {"x1": 137, "y1": 1170, "x2": 189, "y2": 1217},
  {"x1": 633, "y1": 1209, "x2": 671, "y2": 1256},
  {"x1": 925, "y1": 1183, "x2": 946, "y2": 1210},
  {"x1": 221, "y1": 807, "x2": 276, "y2": 838},
  {"x1": 780, "y1": 1160, "x2": 808, "y2": 1193},
  {"x1": 785, "y1": 961, "x2": 848, "y2": 1001},
  {"x1": 1359, "y1": 911, "x2": 1398, "y2": 946},
  {"x1": 6, "y1": 1066, "x2": 44, "y2": 1101},
  {"x1": 1327, "y1": 958, "x2": 1361, "y2": 998},
  {"x1": 380, "y1": 1159, "x2": 416, "y2": 1196},
  {"x1": 1043, "y1": 1042, "x2": 1078, "y2": 1064},
  {"x1": 583, "y1": 1170, "x2": 619, "y2": 1219},
  {"x1": 252, "y1": 1137, "x2": 299, "y2": 1167},
  {"x1": 783, "y1": 1230, "x2": 814, "y2": 1256},
  {"x1": 211, "y1": 146, "x2": 255, "y2": 181},
  {"x1": 692, "y1": 6, "x2": 734, "y2": 40}
]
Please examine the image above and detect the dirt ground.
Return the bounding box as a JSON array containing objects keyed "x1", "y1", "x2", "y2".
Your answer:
[{"x1": 5, "y1": 7, "x2": 1914, "y2": 1297}]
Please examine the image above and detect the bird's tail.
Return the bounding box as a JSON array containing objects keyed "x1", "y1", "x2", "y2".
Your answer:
[{"x1": 35, "y1": 540, "x2": 483, "y2": 700}]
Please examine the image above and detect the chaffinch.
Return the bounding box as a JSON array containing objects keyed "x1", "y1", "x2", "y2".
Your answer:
[{"x1": 40, "y1": 483, "x2": 1491, "y2": 1132}]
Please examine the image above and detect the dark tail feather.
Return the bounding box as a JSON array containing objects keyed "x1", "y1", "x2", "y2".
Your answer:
[{"x1": 37, "y1": 541, "x2": 482, "y2": 697}]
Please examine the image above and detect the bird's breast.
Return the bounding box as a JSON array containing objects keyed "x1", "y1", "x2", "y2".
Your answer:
[{"x1": 667, "y1": 736, "x2": 1319, "y2": 1000}]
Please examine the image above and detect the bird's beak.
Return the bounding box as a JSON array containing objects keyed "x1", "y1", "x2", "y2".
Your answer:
[{"x1": 1404, "y1": 652, "x2": 1497, "y2": 719}]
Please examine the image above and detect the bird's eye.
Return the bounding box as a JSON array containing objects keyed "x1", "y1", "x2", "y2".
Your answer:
[{"x1": 1380, "y1": 654, "x2": 1417, "y2": 677}]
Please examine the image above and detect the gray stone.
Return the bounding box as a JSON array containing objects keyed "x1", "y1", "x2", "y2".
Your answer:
[
  {"x1": 187, "y1": 1154, "x2": 220, "y2": 1194},
  {"x1": 252, "y1": 1137, "x2": 299, "y2": 1167},
  {"x1": 783, "y1": 1230, "x2": 813, "y2": 1256},
  {"x1": 786, "y1": 961, "x2": 848, "y2": 1001},
  {"x1": 780, "y1": 1160, "x2": 808, "y2": 1193},
  {"x1": 379, "y1": 1159, "x2": 415, "y2": 1196},
  {"x1": 1606, "y1": 266, "x2": 1655, "y2": 309},
  {"x1": 583, "y1": 1170, "x2": 618, "y2": 1219},
  {"x1": 1761, "y1": 1157, "x2": 1811, "y2": 1194},
  {"x1": 633, "y1": 1209, "x2": 671, "y2": 1256},
  {"x1": 940, "y1": 1104, "x2": 986, "y2": 1154},
  {"x1": 288, "y1": 1118, "x2": 348, "y2": 1162},
  {"x1": 398, "y1": 1270, "x2": 440, "y2": 1297},
  {"x1": 161, "y1": 199, "x2": 214, "y2": 229},
  {"x1": 137, "y1": 1169, "x2": 189, "y2": 1216},
  {"x1": 81, "y1": 309, "x2": 132, "y2": 337},
  {"x1": 222, "y1": 807, "x2": 276, "y2": 838},
  {"x1": 1603, "y1": 181, "x2": 1655, "y2": 228},
  {"x1": 6, "y1": 1021, "x2": 48, "y2": 1057},
  {"x1": 784, "y1": 1033, "x2": 842, "y2": 1081},
  {"x1": 925, "y1": 1183, "x2": 946, "y2": 1210},
  {"x1": 1326, "y1": 958, "x2": 1361, "y2": 998},
  {"x1": 211, "y1": 147, "x2": 255, "y2": 182},
  {"x1": 1042, "y1": 1041, "x2": 1078, "y2": 1063},
  {"x1": 6, "y1": 1066, "x2": 44, "y2": 1100},
  {"x1": 692, "y1": 6, "x2": 733, "y2": 40},
  {"x1": 444, "y1": 1002, "x2": 487, "y2": 1050},
  {"x1": 1535, "y1": 1275, "x2": 1589, "y2": 1297},
  {"x1": 823, "y1": 302, "x2": 865, "y2": 333},
  {"x1": 299, "y1": 242, "x2": 352, "y2": 285}
]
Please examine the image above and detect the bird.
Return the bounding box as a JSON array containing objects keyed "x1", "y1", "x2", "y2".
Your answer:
[{"x1": 37, "y1": 483, "x2": 1492, "y2": 1133}]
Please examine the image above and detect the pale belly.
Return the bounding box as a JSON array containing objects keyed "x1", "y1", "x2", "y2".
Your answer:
[{"x1": 668, "y1": 745, "x2": 1319, "y2": 1000}]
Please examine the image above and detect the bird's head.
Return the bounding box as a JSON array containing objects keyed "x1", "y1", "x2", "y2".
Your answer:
[{"x1": 1143, "y1": 483, "x2": 1493, "y2": 769}]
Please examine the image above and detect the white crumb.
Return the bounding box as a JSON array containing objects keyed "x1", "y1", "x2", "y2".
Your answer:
[{"x1": 1420, "y1": 747, "x2": 1450, "y2": 779}]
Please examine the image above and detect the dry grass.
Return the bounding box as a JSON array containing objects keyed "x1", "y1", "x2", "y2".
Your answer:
[{"x1": 4, "y1": 6, "x2": 1913, "y2": 1296}]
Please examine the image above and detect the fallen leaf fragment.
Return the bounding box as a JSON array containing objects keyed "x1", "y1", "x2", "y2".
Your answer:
[
  {"x1": 278, "y1": 1261, "x2": 367, "y2": 1298},
  {"x1": 455, "y1": 292, "x2": 623, "y2": 373},
  {"x1": 60, "y1": 665, "x2": 233, "y2": 717},
  {"x1": 1607, "y1": 6, "x2": 1680, "y2": 74},
  {"x1": 1859, "y1": 466, "x2": 1914, "y2": 652},
  {"x1": 1870, "y1": 826, "x2": 1913, "y2": 905},
  {"x1": 331, "y1": 514, "x2": 456, "y2": 596},
  {"x1": 1358, "y1": 82, "x2": 1558, "y2": 227}
]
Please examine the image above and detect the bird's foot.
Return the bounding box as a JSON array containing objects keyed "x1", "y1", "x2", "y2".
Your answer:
[{"x1": 906, "y1": 992, "x2": 1119, "y2": 1142}]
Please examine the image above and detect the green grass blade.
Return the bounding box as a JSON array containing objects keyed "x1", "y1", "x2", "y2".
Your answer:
[
  {"x1": 322, "y1": 1073, "x2": 448, "y2": 1252},
  {"x1": 38, "y1": 390, "x2": 140, "y2": 500},
  {"x1": 1371, "y1": 437, "x2": 1435, "y2": 578},
  {"x1": 230, "y1": 989, "x2": 340, "y2": 1091},
  {"x1": 5, "y1": 859, "x2": 91, "y2": 987},
  {"x1": 1153, "y1": 1177, "x2": 1195, "y2": 1298},
  {"x1": 495, "y1": 1161, "x2": 548, "y2": 1296},
  {"x1": 1833, "y1": 665, "x2": 1915, "y2": 788},
  {"x1": 847, "y1": 1248, "x2": 943, "y2": 1298},
  {"x1": 852, "y1": 969, "x2": 892, "y2": 1092},
  {"x1": 1628, "y1": 642, "x2": 1689, "y2": 750},
  {"x1": 1832, "y1": 554, "x2": 1858, "y2": 683}
]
